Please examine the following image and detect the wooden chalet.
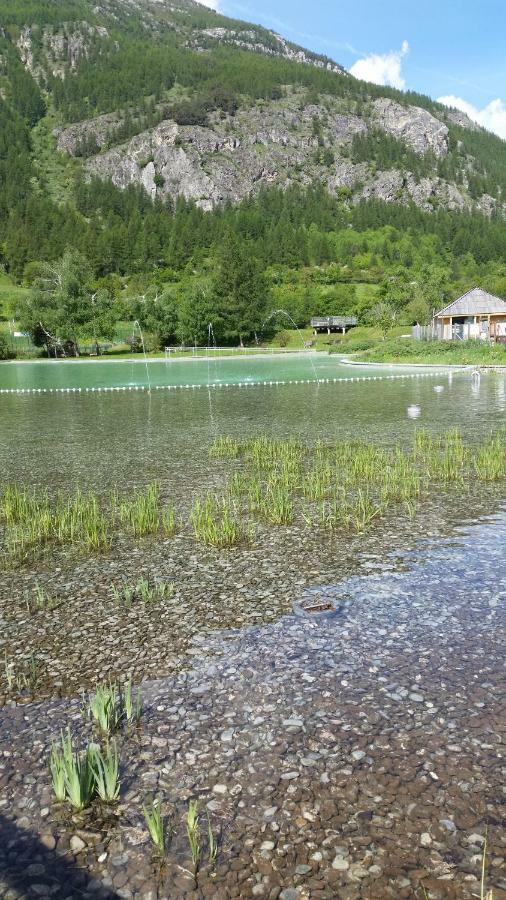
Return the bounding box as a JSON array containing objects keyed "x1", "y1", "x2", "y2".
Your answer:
[{"x1": 433, "y1": 288, "x2": 506, "y2": 342}]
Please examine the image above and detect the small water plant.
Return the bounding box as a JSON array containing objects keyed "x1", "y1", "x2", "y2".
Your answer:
[
  {"x1": 162, "y1": 504, "x2": 177, "y2": 536},
  {"x1": 0, "y1": 485, "x2": 109, "y2": 559},
  {"x1": 86, "y1": 682, "x2": 121, "y2": 735},
  {"x1": 143, "y1": 797, "x2": 167, "y2": 857},
  {"x1": 186, "y1": 800, "x2": 200, "y2": 872},
  {"x1": 207, "y1": 811, "x2": 218, "y2": 864},
  {"x1": 122, "y1": 677, "x2": 143, "y2": 725},
  {"x1": 473, "y1": 434, "x2": 506, "y2": 481},
  {"x1": 49, "y1": 729, "x2": 96, "y2": 810},
  {"x1": 4, "y1": 653, "x2": 16, "y2": 692},
  {"x1": 260, "y1": 480, "x2": 294, "y2": 525},
  {"x1": 33, "y1": 582, "x2": 61, "y2": 611},
  {"x1": 111, "y1": 577, "x2": 173, "y2": 604},
  {"x1": 118, "y1": 482, "x2": 160, "y2": 537},
  {"x1": 209, "y1": 436, "x2": 241, "y2": 458},
  {"x1": 90, "y1": 743, "x2": 121, "y2": 802},
  {"x1": 3, "y1": 652, "x2": 40, "y2": 694},
  {"x1": 49, "y1": 729, "x2": 121, "y2": 808}
]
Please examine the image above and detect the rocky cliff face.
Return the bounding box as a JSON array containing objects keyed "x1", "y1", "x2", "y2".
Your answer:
[
  {"x1": 372, "y1": 98, "x2": 449, "y2": 157},
  {"x1": 16, "y1": 22, "x2": 110, "y2": 79},
  {"x1": 57, "y1": 93, "x2": 472, "y2": 213}
]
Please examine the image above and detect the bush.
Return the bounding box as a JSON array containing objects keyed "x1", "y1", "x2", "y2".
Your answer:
[{"x1": 0, "y1": 334, "x2": 15, "y2": 360}]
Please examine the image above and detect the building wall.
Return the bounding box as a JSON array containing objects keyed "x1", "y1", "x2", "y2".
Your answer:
[{"x1": 436, "y1": 314, "x2": 506, "y2": 341}]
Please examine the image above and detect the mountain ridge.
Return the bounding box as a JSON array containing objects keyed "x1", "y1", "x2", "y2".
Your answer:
[{"x1": 2, "y1": 0, "x2": 505, "y2": 219}]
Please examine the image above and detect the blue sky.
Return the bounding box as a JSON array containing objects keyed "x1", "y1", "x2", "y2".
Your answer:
[{"x1": 202, "y1": 0, "x2": 506, "y2": 138}]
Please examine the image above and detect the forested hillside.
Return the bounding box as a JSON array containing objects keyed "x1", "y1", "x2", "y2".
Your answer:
[{"x1": 1, "y1": 0, "x2": 506, "y2": 353}]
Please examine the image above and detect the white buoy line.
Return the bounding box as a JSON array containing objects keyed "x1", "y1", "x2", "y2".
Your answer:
[{"x1": 0, "y1": 371, "x2": 455, "y2": 396}]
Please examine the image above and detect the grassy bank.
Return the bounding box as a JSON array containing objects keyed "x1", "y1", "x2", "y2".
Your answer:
[{"x1": 348, "y1": 336, "x2": 506, "y2": 366}]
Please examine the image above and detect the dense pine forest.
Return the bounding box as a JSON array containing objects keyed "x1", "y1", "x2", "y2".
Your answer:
[{"x1": 1, "y1": 0, "x2": 506, "y2": 354}]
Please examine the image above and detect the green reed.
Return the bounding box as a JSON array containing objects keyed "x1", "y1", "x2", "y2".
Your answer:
[
  {"x1": 122, "y1": 677, "x2": 143, "y2": 725},
  {"x1": 111, "y1": 576, "x2": 173, "y2": 605},
  {"x1": 473, "y1": 434, "x2": 506, "y2": 481},
  {"x1": 118, "y1": 482, "x2": 160, "y2": 537},
  {"x1": 49, "y1": 728, "x2": 120, "y2": 809},
  {"x1": 85, "y1": 682, "x2": 122, "y2": 735},
  {"x1": 260, "y1": 479, "x2": 294, "y2": 525},
  {"x1": 186, "y1": 800, "x2": 201, "y2": 872},
  {"x1": 0, "y1": 486, "x2": 109, "y2": 558},
  {"x1": 49, "y1": 729, "x2": 96, "y2": 810},
  {"x1": 90, "y1": 743, "x2": 121, "y2": 803},
  {"x1": 218, "y1": 429, "x2": 505, "y2": 542},
  {"x1": 0, "y1": 480, "x2": 180, "y2": 561},
  {"x1": 191, "y1": 494, "x2": 244, "y2": 547},
  {"x1": 209, "y1": 436, "x2": 241, "y2": 458},
  {"x1": 143, "y1": 797, "x2": 167, "y2": 857}
]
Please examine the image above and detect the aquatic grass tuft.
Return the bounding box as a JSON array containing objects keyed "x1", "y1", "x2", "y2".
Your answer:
[
  {"x1": 207, "y1": 811, "x2": 218, "y2": 865},
  {"x1": 111, "y1": 577, "x2": 173, "y2": 604},
  {"x1": 122, "y1": 677, "x2": 143, "y2": 724},
  {"x1": 187, "y1": 800, "x2": 200, "y2": 872},
  {"x1": 52, "y1": 729, "x2": 96, "y2": 810},
  {"x1": 209, "y1": 436, "x2": 241, "y2": 458},
  {"x1": 90, "y1": 743, "x2": 120, "y2": 803},
  {"x1": 49, "y1": 742, "x2": 67, "y2": 803},
  {"x1": 162, "y1": 504, "x2": 177, "y2": 536},
  {"x1": 473, "y1": 434, "x2": 506, "y2": 481},
  {"x1": 118, "y1": 482, "x2": 160, "y2": 537},
  {"x1": 87, "y1": 682, "x2": 121, "y2": 735},
  {"x1": 191, "y1": 494, "x2": 244, "y2": 547},
  {"x1": 143, "y1": 797, "x2": 166, "y2": 857},
  {"x1": 260, "y1": 479, "x2": 294, "y2": 525}
]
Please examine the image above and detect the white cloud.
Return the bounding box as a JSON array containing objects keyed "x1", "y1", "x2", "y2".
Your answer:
[
  {"x1": 437, "y1": 94, "x2": 506, "y2": 139},
  {"x1": 197, "y1": 0, "x2": 222, "y2": 10},
  {"x1": 349, "y1": 40, "x2": 409, "y2": 90}
]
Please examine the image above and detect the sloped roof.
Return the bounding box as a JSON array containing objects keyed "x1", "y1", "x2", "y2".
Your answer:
[{"x1": 435, "y1": 287, "x2": 506, "y2": 317}]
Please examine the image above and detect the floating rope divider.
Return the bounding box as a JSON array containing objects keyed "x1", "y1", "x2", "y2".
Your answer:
[{"x1": 0, "y1": 371, "x2": 459, "y2": 395}]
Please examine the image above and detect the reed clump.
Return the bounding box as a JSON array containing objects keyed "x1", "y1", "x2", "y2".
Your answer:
[
  {"x1": 207, "y1": 428, "x2": 505, "y2": 541},
  {"x1": 111, "y1": 577, "x2": 173, "y2": 605},
  {"x1": 0, "y1": 482, "x2": 177, "y2": 561},
  {"x1": 49, "y1": 728, "x2": 120, "y2": 809},
  {"x1": 0, "y1": 486, "x2": 109, "y2": 558},
  {"x1": 191, "y1": 494, "x2": 244, "y2": 548},
  {"x1": 117, "y1": 482, "x2": 160, "y2": 537},
  {"x1": 83, "y1": 678, "x2": 143, "y2": 733}
]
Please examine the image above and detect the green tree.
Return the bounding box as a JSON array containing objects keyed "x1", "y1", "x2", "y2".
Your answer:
[
  {"x1": 371, "y1": 301, "x2": 398, "y2": 338},
  {"x1": 213, "y1": 233, "x2": 270, "y2": 344},
  {"x1": 136, "y1": 288, "x2": 178, "y2": 348},
  {"x1": 17, "y1": 249, "x2": 116, "y2": 355},
  {"x1": 177, "y1": 283, "x2": 217, "y2": 346}
]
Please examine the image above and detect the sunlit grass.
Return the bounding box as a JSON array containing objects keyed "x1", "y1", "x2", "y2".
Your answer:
[
  {"x1": 191, "y1": 494, "x2": 245, "y2": 547},
  {"x1": 0, "y1": 482, "x2": 177, "y2": 561}
]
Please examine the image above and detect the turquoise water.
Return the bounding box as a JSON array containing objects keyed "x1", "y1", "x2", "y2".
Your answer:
[
  {"x1": 0, "y1": 353, "x2": 450, "y2": 391},
  {"x1": 0, "y1": 358, "x2": 503, "y2": 493}
]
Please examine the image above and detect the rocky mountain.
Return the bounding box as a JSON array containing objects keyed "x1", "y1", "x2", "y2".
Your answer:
[{"x1": 1, "y1": 0, "x2": 506, "y2": 217}]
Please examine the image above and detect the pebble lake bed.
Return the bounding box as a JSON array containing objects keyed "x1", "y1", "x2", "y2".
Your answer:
[{"x1": 0, "y1": 357, "x2": 505, "y2": 899}]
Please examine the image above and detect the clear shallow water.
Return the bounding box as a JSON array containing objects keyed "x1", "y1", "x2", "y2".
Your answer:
[
  {"x1": 0, "y1": 363, "x2": 504, "y2": 492},
  {"x1": 1, "y1": 352, "x2": 449, "y2": 391}
]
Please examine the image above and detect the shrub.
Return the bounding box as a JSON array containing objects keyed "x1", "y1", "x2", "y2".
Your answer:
[{"x1": 0, "y1": 334, "x2": 15, "y2": 360}]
